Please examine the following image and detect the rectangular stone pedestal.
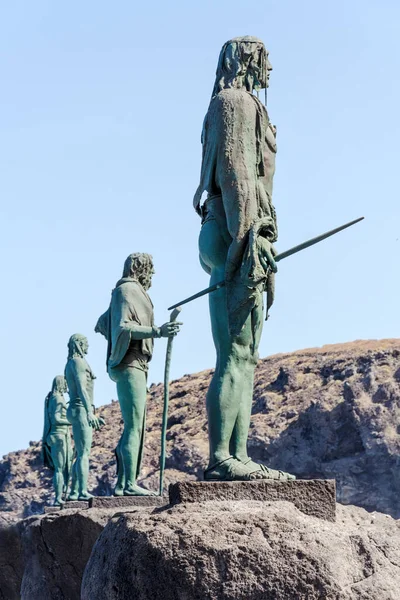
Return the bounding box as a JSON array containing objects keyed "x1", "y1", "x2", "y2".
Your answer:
[
  {"x1": 44, "y1": 500, "x2": 89, "y2": 514},
  {"x1": 169, "y1": 479, "x2": 336, "y2": 522},
  {"x1": 89, "y1": 495, "x2": 166, "y2": 509},
  {"x1": 64, "y1": 500, "x2": 89, "y2": 510}
]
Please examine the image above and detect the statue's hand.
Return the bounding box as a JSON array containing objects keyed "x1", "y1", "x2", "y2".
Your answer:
[
  {"x1": 160, "y1": 321, "x2": 183, "y2": 338},
  {"x1": 258, "y1": 238, "x2": 278, "y2": 273},
  {"x1": 88, "y1": 412, "x2": 105, "y2": 431}
]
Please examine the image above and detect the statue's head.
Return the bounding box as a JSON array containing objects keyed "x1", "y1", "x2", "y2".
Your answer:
[
  {"x1": 122, "y1": 253, "x2": 155, "y2": 291},
  {"x1": 51, "y1": 375, "x2": 67, "y2": 394},
  {"x1": 212, "y1": 36, "x2": 272, "y2": 98},
  {"x1": 68, "y1": 333, "x2": 89, "y2": 359}
]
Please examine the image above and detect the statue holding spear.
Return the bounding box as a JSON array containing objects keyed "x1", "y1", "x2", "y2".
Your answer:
[
  {"x1": 177, "y1": 37, "x2": 364, "y2": 482},
  {"x1": 95, "y1": 253, "x2": 182, "y2": 496}
]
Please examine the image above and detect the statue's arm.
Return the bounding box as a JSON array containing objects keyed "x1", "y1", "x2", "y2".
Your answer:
[
  {"x1": 70, "y1": 359, "x2": 94, "y2": 419},
  {"x1": 116, "y1": 287, "x2": 179, "y2": 340},
  {"x1": 114, "y1": 288, "x2": 160, "y2": 340}
]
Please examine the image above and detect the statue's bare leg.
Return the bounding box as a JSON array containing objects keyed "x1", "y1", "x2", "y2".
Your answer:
[
  {"x1": 200, "y1": 219, "x2": 295, "y2": 481},
  {"x1": 51, "y1": 438, "x2": 66, "y2": 505},
  {"x1": 200, "y1": 220, "x2": 265, "y2": 479},
  {"x1": 115, "y1": 368, "x2": 155, "y2": 496},
  {"x1": 71, "y1": 409, "x2": 93, "y2": 500},
  {"x1": 114, "y1": 438, "x2": 125, "y2": 496}
]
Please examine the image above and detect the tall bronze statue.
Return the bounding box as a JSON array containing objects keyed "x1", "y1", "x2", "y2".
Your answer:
[
  {"x1": 65, "y1": 334, "x2": 104, "y2": 500},
  {"x1": 42, "y1": 376, "x2": 73, "y2": 506},
  {"x1": 96, "y1": 253, "x2": 182, "y2": 496},
  {"x1": 193, "y1": 37, "x2": 295, "y2": 481}
]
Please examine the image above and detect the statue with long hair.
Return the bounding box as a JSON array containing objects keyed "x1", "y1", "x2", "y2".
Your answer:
[
  {"x1": 42, "y1": 376, "x2": 73, "y2": 506},
  {"x1": 65, "y1": 334, "x2": 105, "y2": 500},
  {"x1": 95, "y1": 253, "x2": 182, "y2": 496},
  {"x1": 194, "y1": 37, "x2": 295, "y2": 481}
]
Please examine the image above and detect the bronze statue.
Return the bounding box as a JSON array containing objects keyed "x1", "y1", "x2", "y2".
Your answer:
[
  {"x1": 193, "y1": 37, "x2": 295, "y2": 481},
  {"x1": 96, "y1": 253, "x2": 181, "y2": 496},
  {"x1": 42, "y1": 376, "x2": 73, "y2": 506},
  {"x1": 65, "y1": 334, "x2": 104, "y2": 500}
]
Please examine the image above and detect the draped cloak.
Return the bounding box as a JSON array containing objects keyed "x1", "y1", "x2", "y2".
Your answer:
[
  {"x1": 95, "y1": 278, "x2": 154, "y2": 371},
  {"x1": 95, "y1": 278, "x2": 154, "y2": 481},
  {"x1": 193, "y1": 88, "x2": 278, "y2": 335}
]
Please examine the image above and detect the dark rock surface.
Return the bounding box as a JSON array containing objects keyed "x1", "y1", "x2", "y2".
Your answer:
[
  {"x1": 82, "y1": 500, "x2": 400, "y2": 600},
  {"x1": 169, "y1": 479, "x2": 336, "y2": 521},
  {"x1": 20, "y1": 508, "x2": 108, "y2": 600},
  {"x1": 0, "y1": 519, "x2": 25, "y2": 600},
  {"x1": 1, "y1": 339, "x2": 400, "y2": 521}
]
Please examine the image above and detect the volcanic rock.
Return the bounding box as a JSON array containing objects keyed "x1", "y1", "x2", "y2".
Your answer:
[
  {"x1": 82, "y1": 500, "x2": 400, "y2": 600},
  {"x1": 1, "y1": 339, "x2": 400, "y2": 521}
]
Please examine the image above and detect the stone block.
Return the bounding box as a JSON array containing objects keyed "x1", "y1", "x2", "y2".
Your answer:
[
  {"x1": 89, "y1": 495, "x2": 166, "y2": 509},
  {"x1": 169, "y1": 479, "x2": 336, "y2": 521},
  {"x1": 64, "y1": 500, "x2": 89, "y2": 510},
  {"x1": 44, "y1": 500, "x2": 89, "y2": 513}
]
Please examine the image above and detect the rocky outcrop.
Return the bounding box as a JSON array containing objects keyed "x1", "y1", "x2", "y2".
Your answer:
[
  {"x1": 1, "y1": 339, "x2": 400, "y2": 521},
  {"x1": 19, "y1": 508, "x2": 109, "y2": 600},
  {"x1": 82, "y1": 500, "x2": 400, "y2": 600},
  {"x1": 0, "y1": 519, "x2": 25, "y2": 600}
]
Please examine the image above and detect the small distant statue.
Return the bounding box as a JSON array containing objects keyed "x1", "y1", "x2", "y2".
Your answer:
[
  {"x1": 95, "y1": 253, "x2": 182, "y2": 496},
  {"x1": 65, "y1": 334, "x2": 105, "y2": 501},
  {"x1": 42, "y1": 376, "x2": 73, "y2": 506},
  {"x1": 193, "y1": 37, "x2": 295, "y2": 481}
]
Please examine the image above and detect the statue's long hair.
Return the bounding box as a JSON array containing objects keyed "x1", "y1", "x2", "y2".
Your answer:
[
  {"x1": 67, "y1": 334, "x2": 87, "y2": 359},
  {"x1": 122, "y1": 253, "x2": 154, "y2": 289},
  {"x1": 211, "y1": 36, "x2": 267, "y2": 100}
]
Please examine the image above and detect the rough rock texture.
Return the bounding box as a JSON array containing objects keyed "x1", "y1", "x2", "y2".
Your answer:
[
  {"x1": 0, "y1": 519, "x2": 25, "y2": 600},
  {"x1": 20, "y1": 508, "x2": 110, "y2": 600},
  {"x1": 82, "y1": 500, "x2": 400, "y2": 600},
  {"x1": 169, "y1": 479, "x2": 336, "y2": 521},
  {"x1": 90, "y1": 495, "x2": 165, "y2": 509},
  {"x1": 1, "y1": 339, "x2": 400, "y2": 521}
]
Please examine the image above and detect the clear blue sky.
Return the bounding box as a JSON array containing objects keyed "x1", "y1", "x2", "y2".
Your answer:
[{"x1": 0, "y1": 0, "x2": 399, "y2": 457}]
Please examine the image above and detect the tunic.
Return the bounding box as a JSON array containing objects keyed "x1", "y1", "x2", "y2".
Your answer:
[{"x1": 193, "y1": 88, "x2": 278, "y2": 334}]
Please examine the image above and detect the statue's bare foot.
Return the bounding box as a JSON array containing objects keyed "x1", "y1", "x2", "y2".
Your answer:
[
  {"x1": 124, "y1": 484, "x2": 156, "y2": 496},
  {"x1": 78, "y1": 492, "x2": 94, "y2": 501},
  {"x1": 67, "y1": 493, "x2": 79, "y2": 501},
  {"x1": 114, "y1": 485, "x2": 124, "y2": 497},
  {"x1": 241, "y1": 458, "x2": 296, "y2": 481},
  {"x1": 204, "y1": 456, "x2": 267, "y2": 481},
  {"x1": 54, "y1": 498, "x2": 65, "y2": 507}
]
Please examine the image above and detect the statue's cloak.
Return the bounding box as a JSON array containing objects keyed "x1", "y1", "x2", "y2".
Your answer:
[
  {"x1": 193, "y1": 88, "x2": 278, "y2": 334},
  {"x1": 95, "y1": 278, "x2": 154, "y2": 369},
  {"x1": 42, "y1": 394, "x2": 53, "y2": 469}
]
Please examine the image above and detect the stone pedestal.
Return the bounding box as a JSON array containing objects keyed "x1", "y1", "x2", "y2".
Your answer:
[
  {"x1": 89, "y1": 495, "x2": 165, "y2": 509},
  {"x1": 44, "y1": 500, "x2": 89, "y2": 514},
  {"x1": 169, "y1": 479, "x2": 336, "y2": 522}
]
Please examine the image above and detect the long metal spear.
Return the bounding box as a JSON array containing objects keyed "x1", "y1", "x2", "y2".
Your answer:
[
  {"x1": 168, "y1": 217, "x2": 364, "y2": 311},
  {"x1": 159, "y1": 306, "x2": 182, "y2": 496}
]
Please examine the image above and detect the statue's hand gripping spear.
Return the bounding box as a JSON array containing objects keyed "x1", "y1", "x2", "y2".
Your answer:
[{"x1": 168, "y1": 217, "x2": 364, "y2": 311}]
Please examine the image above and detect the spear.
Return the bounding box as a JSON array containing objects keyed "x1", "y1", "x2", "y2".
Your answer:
[
  {"x1": 168, "y1": 217, "x2": 364, "y2": 311},
  {"x1": 159, "y1": 306, "x2": 182, "y2": 496}
]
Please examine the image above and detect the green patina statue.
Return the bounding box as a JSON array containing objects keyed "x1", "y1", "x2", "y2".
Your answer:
[
  {"x1": 65, "y1": 334, "x2": 105, "y2": 501},
  {"x1": 194, "y1": 37, "x2": 295, "y2": 481},
  {"x1": 42, "y1": 376, "x2": 73, "y2": 506},
  {"x1": 95, "y1": 253, "x2": 181, "y2": 496}
]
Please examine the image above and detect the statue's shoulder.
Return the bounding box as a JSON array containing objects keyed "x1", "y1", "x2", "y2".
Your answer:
[
  {"x1": 67, "y1": 356, "x2": 88, "y2": 372},
  {"x1": 211, "y1": 88, "x2": 256, "y2": 111},
  {"x1": 114, "y1": 280, "x2": 142, "y2": 302}
]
